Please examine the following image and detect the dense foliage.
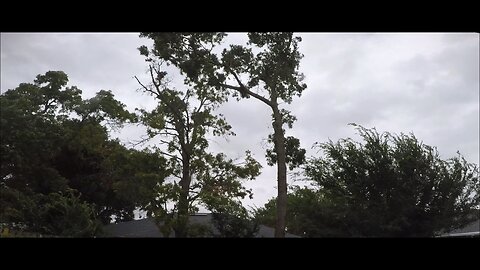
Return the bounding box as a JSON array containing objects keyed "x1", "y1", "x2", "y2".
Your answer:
[
  {"x1": 1, "y1": 71, "x2": 168, "y2": 236},
  {"x1": 256, "y1": 125, "x2": 479, "y2": 237}
]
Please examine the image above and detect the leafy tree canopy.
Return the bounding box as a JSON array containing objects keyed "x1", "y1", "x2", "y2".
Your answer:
[
  {"x1": 1, "y1": 71, "x2": 168, "y2": 236},
  {"x1": 134, "y1": 58, "x2": 262, "y2": 237},
  {"x1": 257, "y1": 124, "x2": 479, "y2": 237}
]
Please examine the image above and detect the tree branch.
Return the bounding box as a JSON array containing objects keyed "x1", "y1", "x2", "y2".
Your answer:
[
  {"x1": 222, "y1": 67, "x2": 273, "y2": 107},
  {"x1": 219, "y1": 83, "x2": 272, "y2": 107},
  {"x1": 190, "y1": 96, "x2": 208, "y2": 148},
  {"x1": 189, "y1": 193, "x2": 201, "y2": 204},
  {"x1": 158, "y1": 139, "x2": 174, "y2": 146},
  {"x1": 129, "y1": 135, "x2": 152, "y2": 148},
  {"x1": 157, "y1": 150, "x2": 183, "y2": 163},
  {"x1": 157, "y1": 131, "x2": 179, "y2": 137},
  {"x1": 134, "y1": 75, "x2": 160, "y2": 99},
  {"x1": 42, "y1": 99, "x2": 57, "y2": 114},
  {"x1": 164, "y1": 119, "x2": 177, "y2": 127},
  {"x1": 136, "y1": 66, "x2": 190, "y2": 156}
]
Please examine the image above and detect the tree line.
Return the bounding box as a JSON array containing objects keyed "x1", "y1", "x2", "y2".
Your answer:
[{"x1": 1, "y1": 33, "x2": 478, "y2": 237}]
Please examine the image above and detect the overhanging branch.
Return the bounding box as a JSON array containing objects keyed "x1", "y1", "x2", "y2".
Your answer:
[{"x1": 219, "y1": 83, "x2": 272, "y2": 107}]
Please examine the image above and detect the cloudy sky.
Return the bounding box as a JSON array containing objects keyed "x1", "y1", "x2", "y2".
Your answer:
[{"x1": 1, "y1": 32, "x2": 478, "y2": 210}]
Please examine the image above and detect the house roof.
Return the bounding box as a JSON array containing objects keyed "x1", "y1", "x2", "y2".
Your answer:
[
  {"x1": 102, "y1": 218, "x2": 164, "y2": 238},
  {"x1": 439, "y1": 219, "x2": 480, "y2": 238},
  {"x1": 101, "y1": 213, "x2": 300, "y2": 238}
]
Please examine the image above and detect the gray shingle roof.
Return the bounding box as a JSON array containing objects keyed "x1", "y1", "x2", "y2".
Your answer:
[
  {"x1": 256, "y1": 225, "x2": 300, "y2": 238},
  {"x1": 440, "y1": 219, "x2": 480, "y2": 237},
  {"x1": 101, "y1": 214, "x2": 300, "y2": 238},
  {"x1": 102, "y1": 218, "x2": 164, "y2": 237}
]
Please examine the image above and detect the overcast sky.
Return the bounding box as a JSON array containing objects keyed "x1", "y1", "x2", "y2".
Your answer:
[{"x1": 1, "y1": 32, "x2": 478, "y2": 210}]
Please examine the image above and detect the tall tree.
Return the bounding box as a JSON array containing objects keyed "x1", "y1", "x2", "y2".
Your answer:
[
  {"x1": 135, "y1": 61, "x2": 261, "y2": 237},
  {"x1": 139, "y1": 32, "x2": 307, "y2": 237},
  {"x1": 297, "y1": 124, "x2": 479, "y2": 237}
]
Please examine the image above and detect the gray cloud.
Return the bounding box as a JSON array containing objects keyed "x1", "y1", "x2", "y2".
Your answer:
[{"x1": 1, "y1": 32, "x2": 478, "y2": 209}]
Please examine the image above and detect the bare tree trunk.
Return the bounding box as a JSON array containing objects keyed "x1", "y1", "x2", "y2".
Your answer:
[{"x1": 271, "y1": 102, "x2": 287, "y2": 238}]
